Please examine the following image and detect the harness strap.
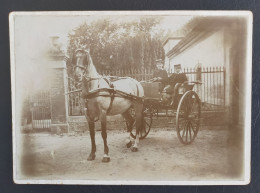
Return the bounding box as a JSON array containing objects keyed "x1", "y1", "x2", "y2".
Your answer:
[
  {"x1": 106, "y1": 90, "x2": 115, "y2": 114},
  {"x1": 81, "y1": 76, "x2": 141, "y2": 114},
  {"x1": 103, "y1": 77, "x2": 114, "y2": 88},
  {"x1": 135, "y1": 84, "x2": 139, "y2": 97},
  {"x1": 103, "y1": 77, "x2": 115, "y2": 114}
]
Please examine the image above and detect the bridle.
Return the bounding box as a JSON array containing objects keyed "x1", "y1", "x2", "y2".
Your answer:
[
  {"x1": 73, "y1": 49, "x2": 92, "y2": 81},
  {"x1": 73, "y1": 50, "x2": 111, "y2": 88},
  {"x1": 73, "y1": 59, "x2": 101, "y2": 83},
  {"x1": 73, "y1": 50, "x2": 101, "y2": 83}
]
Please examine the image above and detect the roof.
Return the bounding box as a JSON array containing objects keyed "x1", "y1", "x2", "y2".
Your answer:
[
  {"x1": 162, "y1": 36, "x2": 184, "y2": 47},
  {"x1": 166, "y1": 17, "x2": 233, "y2": 58},
  {"x1": 162, "y1": 16, "x2": 202, "y2": 47}
]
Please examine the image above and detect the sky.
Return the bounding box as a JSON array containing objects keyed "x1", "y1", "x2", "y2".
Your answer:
[
  {"x1": 14, "y1": 14, "x2": 193, "y2": 55},
  {"x1": 12, "y1": 13, "x2": 193, "y2": 118},
  {"x1": 13, "y1": 13, "x2": 193, "y2": 88}
]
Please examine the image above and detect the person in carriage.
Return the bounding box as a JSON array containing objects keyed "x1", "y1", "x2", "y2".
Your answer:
[
  {"x1": 153, "y1": 59, "x2": 168, "y2": 79},
  {"x1": 153, "y1": 62, "x2": 188, "y2": 105}
]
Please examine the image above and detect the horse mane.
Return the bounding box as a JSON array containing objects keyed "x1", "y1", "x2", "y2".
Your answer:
[{"x1": 84, "y1": 52, "x2": 100, "y2": 78}]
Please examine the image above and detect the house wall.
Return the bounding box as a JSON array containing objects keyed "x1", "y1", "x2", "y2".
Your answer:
[
  {"x1": 225, "y1": 19, "x2": 248, "y2": 128},
  {"x1": 168, "y1": 30, "x2": 225, "y2": 71},
  {"x1": 163, "y1": 39, "x2": 182, "y2": 71},
  {"x1": 166, "y1": 29, "x2": 229, "y2": 107}
]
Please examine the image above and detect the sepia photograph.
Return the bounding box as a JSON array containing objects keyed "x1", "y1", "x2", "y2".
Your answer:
[{"x1": 10, "y1": 11, "x2": 252, "y2": 185}]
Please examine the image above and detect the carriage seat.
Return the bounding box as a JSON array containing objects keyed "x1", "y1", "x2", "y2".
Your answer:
[
  {"x1": 161, "y1": 81, "x2": 196, "y2": 106},
  {"x1": 162, "y1": 83, "x2": 181, "y2": 95},
  {"x1": 161, "y1": 83, "x2": 182, "y2": 105}
]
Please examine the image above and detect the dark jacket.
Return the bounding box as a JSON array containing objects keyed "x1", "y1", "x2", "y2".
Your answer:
[
  {"x1": 161, "y1": 73, "x2": 188, "y2": 87},
  {"x1": 153, "y1": 69, "x2": 168, "y2": 79}
]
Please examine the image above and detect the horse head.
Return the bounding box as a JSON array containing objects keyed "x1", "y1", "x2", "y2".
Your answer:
[{"x1": 73, "y1": 49, "x2": 91, "y2": 82}]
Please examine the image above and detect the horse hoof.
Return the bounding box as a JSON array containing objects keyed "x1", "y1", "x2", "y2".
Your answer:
[
  {"x1": 102, "y1": 157, "x2": 110, "y2": 163},
  {"x1": 87, "y1": 153, "x2": 96, "y2": 161},
  {"x1": 131, "y1": 147, "x2": 138, "y2": 152},
  {"x1": 126, "y1": 141, "x2": 132, "y2": 148}
]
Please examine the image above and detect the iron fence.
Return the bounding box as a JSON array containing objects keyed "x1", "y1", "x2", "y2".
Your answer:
[
  {"x1": 30, "y1": 90, "x2": 51, "y2": 129},
  {"x1": 67, "y1": 77, "x2": 84, "y2": 116},
  {"x1": 182, "y1": 66, "x2": 225, "y2": 111},
  {"x1": 67, "y1": 66, "x2": 225, "y2": 116}
]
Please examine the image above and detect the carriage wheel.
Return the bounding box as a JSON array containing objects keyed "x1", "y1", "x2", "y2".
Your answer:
[
  {"x1": 176, "y1": 90, "x2": 201, "y2": 145},
  {"x1": 127, "y1": 106, "x2": 153, "y2": 139}
]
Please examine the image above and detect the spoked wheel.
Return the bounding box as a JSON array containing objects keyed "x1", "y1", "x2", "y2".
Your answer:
[
  {"x1": 126, "y1": 106, "x2": 153, "y2": 139},
  {"x1": 176, "y1": 90, "x2": 201, "y2": 145}
]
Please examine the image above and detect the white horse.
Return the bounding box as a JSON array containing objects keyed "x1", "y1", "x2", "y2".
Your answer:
[{"x1": 73, "y1": 49, "x2": 144, "y2": 162}]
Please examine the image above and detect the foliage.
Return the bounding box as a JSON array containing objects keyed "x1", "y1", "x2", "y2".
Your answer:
[{"x1": 67, "y1": 17, "x2": 165, "y2": 71}]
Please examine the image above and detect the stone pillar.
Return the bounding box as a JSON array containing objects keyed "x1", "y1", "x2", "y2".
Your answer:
[{"x1": 47, "y1": 36, "x2": 69, "y2": 133}]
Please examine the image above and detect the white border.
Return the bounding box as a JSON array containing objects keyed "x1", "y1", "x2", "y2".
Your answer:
[
  {"x1": 10, "y1": 11, "x2": 253, "y2": 185},
  {"x1": 9, "y1": 11, "x2": 17, "y2": 185},
  {"x1": 9, "y1": 10, "x2": 252, "y2": 16},
  {"x1": 244, "y1": 10, "x2": 253, "y2": 185}
]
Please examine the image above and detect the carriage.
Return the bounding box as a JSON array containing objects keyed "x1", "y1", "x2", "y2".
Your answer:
[
  {"x1": 127, "y1": 80, "x2": 201, "y2": 145},
  {"x1": 72, "y1": 49, "x2": 202, "y2": 162}
]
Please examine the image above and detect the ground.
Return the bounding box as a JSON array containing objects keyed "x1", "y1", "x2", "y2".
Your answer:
[{"x1": 17, "y1": 126, "x2": 243, "y2": 182}]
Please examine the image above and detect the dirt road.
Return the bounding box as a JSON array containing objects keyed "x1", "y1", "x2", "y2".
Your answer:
[{"x1": 18, "y1": 127, "x2": 241, "y2": 182}]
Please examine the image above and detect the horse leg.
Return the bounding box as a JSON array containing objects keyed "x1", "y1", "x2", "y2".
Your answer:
[
  {"x1": 131, "y1": 103, "x2": 143, "y2": 152},
  {"x1": 122, "y1": 110, "x2": 135, "y2": 148},
  {"x1": 87, "y1": 120, "x2": 96, "y2": 161},
  {"x1": 100, "y1": 112, "x2": 110, "y2": 162},
  {"x1": 122, "y1": 109, "x2": 135, "y2": 132}
]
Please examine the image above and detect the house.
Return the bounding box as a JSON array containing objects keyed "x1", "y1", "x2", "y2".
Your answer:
[
  {"x1": 162, "y1": 36, "x2": 183, "y2": 72},
  {"x1": 163, "y1": 16, "x2": 250, "y2": 133}
]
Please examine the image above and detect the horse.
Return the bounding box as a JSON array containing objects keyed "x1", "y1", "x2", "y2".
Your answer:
[{"x1": 73, "y1": 49, "x2": 144, "y2": 162}]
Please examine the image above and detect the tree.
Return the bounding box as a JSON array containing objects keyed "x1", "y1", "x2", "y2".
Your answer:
[{"x1": 67, "y1": 16, "x2": 165, "y2": 72}]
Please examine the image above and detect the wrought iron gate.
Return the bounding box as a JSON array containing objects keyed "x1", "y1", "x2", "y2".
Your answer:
[{"x1": 31, "y1": 90, "x2": 51, "y2": 129}]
